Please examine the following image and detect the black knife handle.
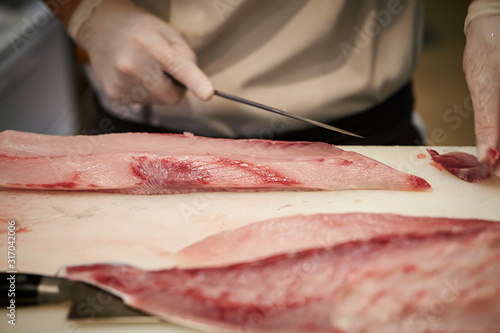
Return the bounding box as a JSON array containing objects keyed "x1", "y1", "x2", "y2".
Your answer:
[{"x1": 0, "y1": 273, "x2": 41, "y2": 306}]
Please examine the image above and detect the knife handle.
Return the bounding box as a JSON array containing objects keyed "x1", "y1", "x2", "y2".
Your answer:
[{"x1": 0, "y1": 273, "x2": 41, "y2": 306}]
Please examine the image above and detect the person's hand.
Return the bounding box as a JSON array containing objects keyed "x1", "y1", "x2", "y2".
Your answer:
[
  {"x1": 73, "y1": 0, "x2": 213, "y2": 105},
  {"x1": 463, "y1": 14, "x2": 500, "y2": 175}
]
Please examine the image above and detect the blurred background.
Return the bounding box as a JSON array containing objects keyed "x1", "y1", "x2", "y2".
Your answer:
[
  {"x1": 0, "y1": 0, "x2": 78, "y2": 135},
  {"x1": 0, "y1": 0, "x2": 475, "y2": 146},
  {"x1": 413, "y1": 0, "x2": 474, "y2": 146}
]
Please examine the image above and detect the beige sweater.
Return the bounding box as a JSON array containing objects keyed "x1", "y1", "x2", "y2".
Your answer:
[{"x1": 75, "y1": 0, "x2": 423, "y2": 137}]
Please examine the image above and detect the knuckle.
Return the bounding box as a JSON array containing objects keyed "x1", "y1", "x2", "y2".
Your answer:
[
  {"x1": 163, "y1": 53, "x2": 189, "y2": 75},
  {"x1": 178, "y1": 45, "x2": 196, "y2": 63},
  {"x1": 130, "y1": 33, "x2": 147, "y2": 48},
  {"x1": 115, "y1": 58, "x2": 136, "y2": 76},
  {"x1": 476, "y1": 123, "x2": 496, "y2": 136}
]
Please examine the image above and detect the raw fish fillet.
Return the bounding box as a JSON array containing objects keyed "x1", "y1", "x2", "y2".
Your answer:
[
  {"x1": 174, "y1": 213, "x2": 494, "y2": 268},
  {"x1": 427, "y1": 148, "x2": 500, "y2": 183},
  {"x1": 64, "y1": 213, "x2": 500, "y2": 333},
  {"x1": 0, "y1": 130, "x2": 430, "y2": 194}
]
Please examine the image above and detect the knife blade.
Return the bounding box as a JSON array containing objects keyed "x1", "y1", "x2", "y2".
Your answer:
[
  {"x1": 0, "y1": 273, "x2": 151, "y2": 321},
  {"x1": 164, "y1": 72, "x2": 364, "y2": 139}
]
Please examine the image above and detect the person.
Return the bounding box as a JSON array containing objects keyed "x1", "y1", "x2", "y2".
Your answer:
[{"x1": 44, "y1": 0, "x2": 499, "y2": 160}]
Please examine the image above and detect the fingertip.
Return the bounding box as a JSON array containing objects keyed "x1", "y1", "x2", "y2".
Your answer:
[{"x1": 195, "y1": 84, "x2": 215, "y2": 101}]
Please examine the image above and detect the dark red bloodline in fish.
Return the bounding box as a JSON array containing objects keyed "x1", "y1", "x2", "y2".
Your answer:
[{"x1": 131, "y1": 155, "x2": 299, "y2": 187}]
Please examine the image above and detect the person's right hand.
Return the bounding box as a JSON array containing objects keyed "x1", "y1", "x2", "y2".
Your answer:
[
  {"x1": 463, "y1": 13, "x2": 500, "y2": 176},
  {"x1": 74, "y1": 0, "x2": 213, "y2": 105}
]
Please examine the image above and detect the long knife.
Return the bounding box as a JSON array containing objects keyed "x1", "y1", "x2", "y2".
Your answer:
[
  {"x1": 164, "y1": 72, "x2": 364, "y2": 139},
  {"x1": 74, "y1": 46, "x2": 363, "y2": 139}
]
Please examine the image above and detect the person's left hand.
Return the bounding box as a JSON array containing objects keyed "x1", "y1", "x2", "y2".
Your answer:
[{"x1": 463, "y1": 14, "x2": 500, "y2": 176}]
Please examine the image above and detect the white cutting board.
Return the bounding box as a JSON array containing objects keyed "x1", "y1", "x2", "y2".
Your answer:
[
  {"x1": 0, "y1": 146, "x2": 499, "y2": 333},
  {"x1": 0, "y1": 146, "x2": 499, "y2": 276}
]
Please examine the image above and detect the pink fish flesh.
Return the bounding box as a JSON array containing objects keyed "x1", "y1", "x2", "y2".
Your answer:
[
  {"x1": 64, "y1": 213, "x2": 500, "y2": 333},
  {"x1": 427, "y1": 148, "x2": 500, "y2": 183},
  {"x1": 173, "y1": 213, "x2": 495, "y2": 269},
  {"x1": 0, "y1": 130, "x2": 431, "y2": 194}
]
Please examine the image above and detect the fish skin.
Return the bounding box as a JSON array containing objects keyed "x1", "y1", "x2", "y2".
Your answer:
[
  {"x1": 0, "y1": 130, "x2": 431, "y2": 194},
  {"x1": 63, "y1": 213, "x2": 500, "y2": 333}
]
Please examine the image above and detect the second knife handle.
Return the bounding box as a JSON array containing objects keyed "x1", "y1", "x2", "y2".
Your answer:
[{"x1": 0, "y1": 273, "x2": 41, "y2": 306}]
